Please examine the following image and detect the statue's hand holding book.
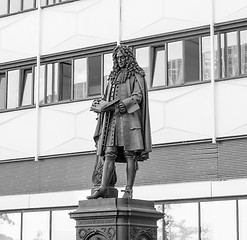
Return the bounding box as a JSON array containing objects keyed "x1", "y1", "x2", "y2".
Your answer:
[{"x1": 90, "y1": 99, "x2": 120, "y2": 113}]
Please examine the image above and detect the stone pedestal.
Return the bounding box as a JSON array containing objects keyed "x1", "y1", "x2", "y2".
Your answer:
[{"x1": 70, "y1": 198, "x2": 163, "y2": 240}]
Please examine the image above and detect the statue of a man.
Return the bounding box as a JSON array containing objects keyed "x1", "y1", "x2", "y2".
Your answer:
[{"x1": 87, "y1": 44, "x2": 152, "y2": 199}]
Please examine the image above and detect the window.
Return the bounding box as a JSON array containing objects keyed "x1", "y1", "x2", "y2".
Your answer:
[
  {"x1": 20, "y1": 68, "x2": 33, "y2": 106},
  {"x1": 240, "y1": 30, "x2": 247, "y2": 75},
  {"x1": 184, "y1": 38, "x2": 200, "y2": 83},
  {"x1": 152, "y1": 46, "x2": 166, "y2": 87},
  {"x1": 0, "y1": 213, "x2": 21, "y2": 240},
  {"x1": 23, "y1": 211, "x2": 50, "y2": 240},
  {"x1": 88, "y1": 55, "x2": 101, "y2": 97},
  {"x1": 167, "y1": 41, "x2": 183, "y2": 86},
  {"x1": 239, "y1": 199, "x2": 247, "y2": 240},
  {"x1": 23, "y1": 0, "x2": 35, "y2": 10},
  {"x1": 226, "y1": 32, "x2": 239, "y2": 78},
  {"x1": 7, "y1": 70, "x2": 20, "y2": 109},
  {"x1": 10, "y1": 0, "x2": 21, "y2": 14},
  {"x1": 136, "y1": 47, "x2": 150, "y2": 88},
  {"x1": 74, "y1": 58, "x2": 87, "y2": 99},
  {"x1": 0, "y1": 73, "x2": 7, "y2": 110},
  {"x1": 59, "y1": 60, "x2": 72, "y2": 101},
  {"x1": 0, "y1": 0, "x2": 8, "y2": 15},
  {"x1": 103, "y1": 53, "x2": 113, "y2": 90}
]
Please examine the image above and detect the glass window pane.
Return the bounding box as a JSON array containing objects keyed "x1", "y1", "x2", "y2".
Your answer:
[
  {"x1": 20, "y1": 68, "x2": 33, "y2": 106},
  {"x1": 7, "y1": 70, "x2": 19, "y2": 109},
  {"x1": 0, "y1": 0, "x2": 8, "y2": 15},
  {"x1": 10, "y1": 0, "x2": 21, "y2": 13},
  {"x1": 164, "y1": 203, "x2": 198, "y2": 240},
  {"x1": 103, "y1": 53, "x2": 113, "y2": 91},
  {"x1": 41, "y1": 0, "x2": 47, "y2": 6},
  {"x1": 52, "y1": 210, "x2": 76, "y2": 240},
  {"x1": 202, "y1": 35, "x2": 219, "y2": 81},
  {"x1": 0, "y1": 213, "x2": 21, "y2": 240},
  {"x1": 23, "y1": 0, "x2": 34, "y2": 10},
  {"x1": 74, "y1": 58, "x2": 87, "y2": 99},
  {"x1": 168, "y1": 41, "x2": 183, "y2": 86},
  {"x1": 184, "y1": 38, "x2": 199, "y2": 83},
  {"x1": 240, "y1": 30, "x2": 247, "y2": 75},
  {"x1": 54, "y1": 63, "x2": 59, "y2": 102},
  {"x1": 155, "y1": 204, "x2": 164, "y2": 240},
  {"x1": 39, "y1": 65, "x2": 45, "y2": 104},
  {"x1": 23, "y1": 211, "x2": 50, "y2": 240},
  {"x1": 239, "y1": 199, "x2": 247, "y2": 240},
  {"x1": 136, "y1": 47, "x2": 150, "y2": 89},
  {"x1": 201, "y1": 200, "x2": 237, "y2": 240},
  {"x1": 220, "y1": 34, "x2": 226, "y2": 78},
  {"x1": 226, "y1": 32, "x2": 239, "y2": 78},
  {"x1": 59, "y1": 60, "x2": 72, "y2": 101},
  {"x1": 152, "y1": 47, "x2": 165, "y2": 87},
  {"x1": 88, "y1": 55, "x2": 101, "y2": 96},
  {"x1": 0, "y1": 73, "x2": 7, "y2": 110},
  {"x1": 46, "y1": 64, "x2": 53, "y2": 104}
]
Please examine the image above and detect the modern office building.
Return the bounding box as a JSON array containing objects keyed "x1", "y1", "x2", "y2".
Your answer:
[{"x1": 1, "y1": 0, "x2": 247, "y2": 239}]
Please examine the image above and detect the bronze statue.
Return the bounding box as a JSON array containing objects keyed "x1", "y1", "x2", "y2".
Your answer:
[{"x1": 87, "y1": 44, "x2": 152, "y2": 199}]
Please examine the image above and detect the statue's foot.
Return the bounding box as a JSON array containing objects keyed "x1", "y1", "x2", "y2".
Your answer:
[
  {"x1": 86, "y1": 188, "x2": 108, "y2": 200},
  {"x1": 121, "y1": 186, "x2": 133, "y2": 199}
]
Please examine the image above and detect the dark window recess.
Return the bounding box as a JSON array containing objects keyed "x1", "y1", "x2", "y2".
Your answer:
[
  {"x1": 184, "y1": 38, "x2": 200, "y2": 83},
  {"x1": 59, "y1": 61, "x2": 72, "y2": 101},
  {"x1": 0, "y1": 73, "x2": 7, "y2": 110},
  {"x1": 88, "y1": 56, "x2": 101, "y2": 96}
]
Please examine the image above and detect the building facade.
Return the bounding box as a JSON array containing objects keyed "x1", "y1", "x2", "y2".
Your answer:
[{"x1": 1, "y1": 0, "x2": 247, "y2": 239}]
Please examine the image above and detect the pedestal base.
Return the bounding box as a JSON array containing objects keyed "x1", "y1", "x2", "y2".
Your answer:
[{"x1": 70, "y1": 198, "x2": 163, "y2": 240}]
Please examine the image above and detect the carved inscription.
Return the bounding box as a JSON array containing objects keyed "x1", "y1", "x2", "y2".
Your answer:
[{"x1": 77, "y1": 218, "x2": 115, "y2": 226}]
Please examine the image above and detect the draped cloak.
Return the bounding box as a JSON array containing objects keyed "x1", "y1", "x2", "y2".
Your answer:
[{"x1": 93, "y1": 72, "x2": 152, "y2": 162}]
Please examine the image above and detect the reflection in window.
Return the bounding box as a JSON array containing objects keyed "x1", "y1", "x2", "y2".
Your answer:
[
  {"x1": 20, "y1": 68, "x2": 33, "y2": 106},
  {"x1": 155, "y1": 204, "x2": 164, "y2": 240},
  {"x1": 39, "y1": 65, "x2": 45, "y2": 104},
  {"x1": 23, "y1": 211, "x2": 50, "y2": 240},
  {"x1": 168, "y1": 41, "x2": 182, "y2": 86},
  {"x1": 152, "y1": 46, "x2": 166, "y2": 87},
  {"x1": 220, "y1": 34, "x2": 226, "y2": 78},
  {"x1": 240, "y1": 30, "x2": 247, "y2": 75},
  {"x1": 52, "y1": 210, "x2": 76, "y2": 240},
  {"x1": 201, "y1": 200, "x2": 237, "y2": 240},
  {"x1": 226, "y1": 32, "x2": 239, "y2": 78},
  {"x1": 7, "y1": 70, "x2": 20, "y2": 109},
  {"x1": 202, "y1": 35, "x2": 219, "y2": 80},
  {"x1": 23, "y1": 0, "x2": 35, "y2": 10},
  {"x1": 59, "y1": 61, "x2": 72, "y2": 101},
  {"x1": 0, "y1": 0, "x2": 8, "y2": 15},
  {"x1": 0, "y1": 73, "x2": 7, "y2": 110},
  {"x1": 0, "y1": 213, "x2": 21, "y2": 240},
  {"x1": 103, "y1": 53, "x2": 113, "y2": 90},
  {"x1": 184, "y1": 38, "x2": 200, "y2": 83},
  {"x1": 239, "y1": 199, "x2": 247, "y2": 240},
  {"x1": 74, "y1": 58, "x2": 87, "y2": 99},
  {"x1": 164, "y1": 203, "x2": 198, "y2": 240},
  {"x1": 88, "y1": 55, "x2": 101, "y2": 96},
  {"x1": 136, "y1": 47, "x2": 150, "y2": 88},
  {"x1": 46, "y1": 63, "x2": 59, "y2": 104},
  {"x1": 10, "y1": 0, "x2": 21, "y2": 13}
]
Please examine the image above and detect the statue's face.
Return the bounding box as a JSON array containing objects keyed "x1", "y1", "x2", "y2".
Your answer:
[{"x1": 116, "y1": 50, "x2": 126, "y2": 68}]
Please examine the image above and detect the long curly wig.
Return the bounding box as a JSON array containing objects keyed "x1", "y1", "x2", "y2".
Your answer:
[{"x1": 108, "y1": 44, "x2": 145, "y2": 83}]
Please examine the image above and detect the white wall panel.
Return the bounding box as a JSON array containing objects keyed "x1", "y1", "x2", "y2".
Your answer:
[
  {"x1": 41, "y1": 0, "x2": 118, "y2": 55},
  {"x1": 0, "y1": 11, "x2": 38, "y2": 63},
  {"x1": 214, "y1": 0, "x2": 247, "y2": 23},
  {"x1": 39, "y1": 101, "x2": 97, "y2": 156},
  {"x1": 149, "y1": 84, "x2": 212, "y2": 144},
  {"x1": 216, "y1": 78, "x2": 247, "y2": 137},
  {"x1": 121, "y1": 0, "x2": 211, "y2": 40},
  {"x1": 0, "y1": 109, "x2": 36, "y2": 161}
]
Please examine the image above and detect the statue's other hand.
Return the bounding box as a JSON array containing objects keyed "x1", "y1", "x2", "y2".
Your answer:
[{"x1": 118, "y1": 101, "x2": 127, "y2": 113}]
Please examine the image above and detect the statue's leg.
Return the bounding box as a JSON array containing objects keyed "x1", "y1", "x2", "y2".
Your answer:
[
  {"x1": 122, "y1": 151, "x2": 137, "y2": 199},
  {"x1": 87, "y1": 147, "x2": 116, "y2": 199}
]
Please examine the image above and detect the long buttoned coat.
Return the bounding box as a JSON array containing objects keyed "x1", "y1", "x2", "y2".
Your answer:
[{"x1": 93, "y1": 71, "x2": 152, "y2": 162}]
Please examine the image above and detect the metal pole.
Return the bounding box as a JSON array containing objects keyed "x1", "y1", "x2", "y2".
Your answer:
[
  {"x1": 210, "y1": 0, "x2": 216, "y2": 144},
  {"x1": 34, "y1": 0, "x2": 42, "y2": 161},
  {"x1": 117, "y1": 0, "x2": 122, "y2": 45}
]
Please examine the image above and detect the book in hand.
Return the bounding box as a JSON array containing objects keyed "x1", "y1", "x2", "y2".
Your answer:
[{"x1": 90, "y1": 99, "x2": 120, "y2": 113}]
